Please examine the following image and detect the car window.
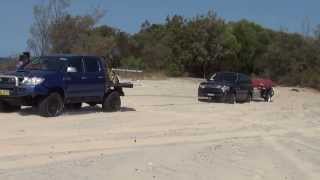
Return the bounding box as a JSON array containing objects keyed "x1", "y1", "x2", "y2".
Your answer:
[
  {"x1": 84, "y1": 57, "x2": 100, "y2": 73},
  {"x1": 68, "y1": 57, "x2": 83, "y2": 73},
  {"x1": 24, "y1": 57, "x2": 67, "y2": 71},
  {"x1": 210, "y1": 73, "x2": 236, "y2": 83},
  {"x1": 238, "y1": 74, "x2": 250, "y2": 83}
]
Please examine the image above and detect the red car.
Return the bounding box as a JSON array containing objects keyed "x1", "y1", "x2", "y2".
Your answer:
[{"x1": 252, "y1": 78, "x2": 275, "y2": 102}]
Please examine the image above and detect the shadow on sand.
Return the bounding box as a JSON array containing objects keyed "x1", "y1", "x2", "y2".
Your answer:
[{"x1": 18, "y1": 106, "x2": 136, "y2": 117}]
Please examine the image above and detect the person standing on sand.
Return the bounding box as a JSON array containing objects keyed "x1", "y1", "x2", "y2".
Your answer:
[
  {"x1": 16, "y1": 55, "x2": 25, "y2": 69},
  {"x1": 16, "y1": 52, "x2": 31, "y2": 69}
]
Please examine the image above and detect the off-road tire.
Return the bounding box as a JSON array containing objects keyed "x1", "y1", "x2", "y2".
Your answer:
[
  {"x1": 228, "y1": 93, "x2": 236, "y2": 104},
  {"x1": 246, "y1": 92, "x2": 252, "y2": 103},
  {"x1": 264, "y1": 94, "x2": 272, "y2": 102},
  {"x1": 102, "y1": 91, "x2": 121, "y2": 112},
  {"x1": 38, "y1": 93, "x2": 64, "y2": 117}
]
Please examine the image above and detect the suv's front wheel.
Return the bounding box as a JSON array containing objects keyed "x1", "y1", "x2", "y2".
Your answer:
[
  {"x1": 102, "y1": 91, "x2": 121, "y2": 112},
  {"x1": 38, "y1": 93, "x2": 64, "y2": 117},
  {"x1": 227, "y1": 93, "x2": 236, "y2": 104}
]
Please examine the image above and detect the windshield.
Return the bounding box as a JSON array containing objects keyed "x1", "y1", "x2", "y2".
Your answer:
[
  {"x1": 23, "y1": 57, "x2": 68, "y2": 71},
  {"x1": 210, "y1": 73, "x2": 236, "y2": 83}
]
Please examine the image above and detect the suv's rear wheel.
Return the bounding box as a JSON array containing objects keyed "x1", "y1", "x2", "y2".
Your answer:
[
  {"x1": 246, "y1": 92, "x2": 252, "y2": 103},
  {"x1": 102, "y1": 91, "x2": 121, "y2": 112},
  {"x1": 264, "y1": 88, "x2": 274, "y2": 102},
  {"x1": 38, "y1": 93, "x2": 64, "y2": 117},
  {"x1": 264, "y1": 94, "x2": 272, "y2": 102}
]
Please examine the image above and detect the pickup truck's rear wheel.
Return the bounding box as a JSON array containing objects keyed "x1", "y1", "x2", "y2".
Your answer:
[
  {"x1": 38, "y1": 93, "x2": 64, "y2": 117},
  {"x1": 102, "y1": 91, "x2": 121, "y2": 112}
]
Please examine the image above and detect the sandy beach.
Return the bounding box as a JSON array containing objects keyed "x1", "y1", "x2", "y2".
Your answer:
[{"x1": 0, "y1": 78, "x2": 319, "y2": 180}]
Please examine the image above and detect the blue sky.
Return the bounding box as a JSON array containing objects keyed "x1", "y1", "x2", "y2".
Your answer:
[{"x1": 0, "y1": 0, "x2": 319, "y2": 56}]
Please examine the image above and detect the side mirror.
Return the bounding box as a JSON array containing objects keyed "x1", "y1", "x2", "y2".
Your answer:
[{"x1": 67, "y1": 66, "x2": 77, "y2": 73}]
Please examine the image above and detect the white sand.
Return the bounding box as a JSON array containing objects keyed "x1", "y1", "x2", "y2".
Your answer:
[{"x1": 0, "y1": 78, "x2": 319, "y2": 180}]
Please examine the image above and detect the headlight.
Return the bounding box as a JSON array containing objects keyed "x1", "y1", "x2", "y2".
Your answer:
[
  {"x1": 221, "y1": 85, "x2": 230, "y2": 92},
  {"x1": 199, "y1": 84, "x2": 206, "y2": 89},
  {"x1": 22, "y1": 77, "x2": 45, "y2": 85}
]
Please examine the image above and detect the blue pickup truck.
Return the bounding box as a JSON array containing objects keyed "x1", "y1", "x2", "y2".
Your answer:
[{"x1": 0, "y1": 55, "x2": 132, "y2": 117}]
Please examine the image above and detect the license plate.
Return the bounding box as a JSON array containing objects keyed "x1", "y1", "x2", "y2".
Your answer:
[
  {"x1": 207, "y1": 93, "x2": 215, "y2": 97},
  {"x1": 253, "y1": 88, "x2": 261, "y2": 93},
  {"x1": 0, "y1": 89, "x2": 10, "y2": 96}
]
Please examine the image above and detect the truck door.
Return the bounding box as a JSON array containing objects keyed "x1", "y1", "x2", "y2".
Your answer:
[
  {"x1": 64, "y1": 56, "x2": 86, "y2": 102},
  {"x1": 82, "y1": 56, "x2": 105, "y2": 101}
]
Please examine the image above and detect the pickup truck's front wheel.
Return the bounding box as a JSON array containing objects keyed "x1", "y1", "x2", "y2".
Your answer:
[
  {"x1": 102, "y1": 91, "x2": 121, "y2": 112},
  {"x1": 38, "y1": 93, "x2": 64, "y2": 117}
]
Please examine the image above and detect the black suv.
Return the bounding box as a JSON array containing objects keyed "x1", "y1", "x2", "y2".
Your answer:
[{"x1": 198, "y1": 72, "x2": 253, "y2": 104}]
